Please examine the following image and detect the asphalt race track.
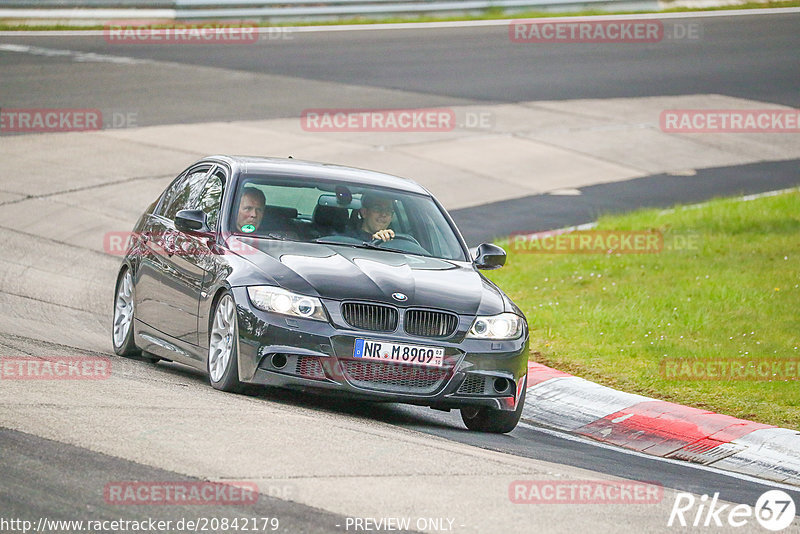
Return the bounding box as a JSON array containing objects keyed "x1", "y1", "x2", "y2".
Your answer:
[
  {"x1": 1, "y1": 13, "x2": 799, "y2": 124},
  {"x1": 1, "y1": 10, "x2": 799, "y2": 534}
]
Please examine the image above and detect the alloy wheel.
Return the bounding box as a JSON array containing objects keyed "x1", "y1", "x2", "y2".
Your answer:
[
  {"x1": 113, "y1": 270, "x2": 134, "y2": 349},
  {"x1": 209, "y1": 295, "x2": 236, "y2": 382}
]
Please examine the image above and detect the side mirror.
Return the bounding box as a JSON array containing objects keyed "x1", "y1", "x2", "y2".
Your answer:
[
  {"x1": 175, "y1": 209, "x2": 211, "y2": 235},
  {"x1": 473, "y1": 243, "x2": 506, "y2": 270}
]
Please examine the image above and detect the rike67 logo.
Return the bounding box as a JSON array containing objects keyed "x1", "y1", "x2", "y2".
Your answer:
[{"x1": 668, "y1": 490, "x2": 796, "y2": 531}]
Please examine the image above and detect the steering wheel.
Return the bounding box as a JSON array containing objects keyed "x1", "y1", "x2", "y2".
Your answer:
[{"x1": 370, "y1": 233, "x2": 421, "y2": 246}]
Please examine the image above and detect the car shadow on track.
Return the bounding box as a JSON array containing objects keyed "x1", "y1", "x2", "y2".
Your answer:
[
  {"x1": 139, "y1": 352, "x2": 468, "y2": 433},
  {"x1": 250, "y1": 385, "x2": 464, "y2": 430}
]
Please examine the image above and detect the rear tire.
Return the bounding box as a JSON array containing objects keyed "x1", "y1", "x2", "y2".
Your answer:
[
  {"x1": 460, "y1": 380, "x2": 526, "y2": 433},
  {"x1": 112, "y1": 267, "x2": 141, "y2": 357},
  {"x1": 208, "y1": 292, "x2": 244, "y2": 393}
]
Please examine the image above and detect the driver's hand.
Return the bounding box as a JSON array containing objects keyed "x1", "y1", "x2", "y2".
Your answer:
[{"x1": 372, "y1": 229, "x2": 394, "y2": 242}]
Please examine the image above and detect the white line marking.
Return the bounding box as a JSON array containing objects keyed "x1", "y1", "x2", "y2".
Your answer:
[
  {"x1": 0, "y1": 8, "x2": 175, "y2": 20},
  {"x1": 0, "y1": 43, "x2": 146, "y2": 64},
  {"x1": 547, "y1": 188, "x2": 582, "y2": 196},
  {"x1": 0, "y1": 7, "x2": 797, "y2": 36},
  {"x1": 741, "y1": 187, "x2": 800, "y2": 202},
  {"x1": 658, "y1": 186, "x2": 800, "y2": 215},
  {"x1": 518, "y1": 421, "x2": 800, "y2": 493}
]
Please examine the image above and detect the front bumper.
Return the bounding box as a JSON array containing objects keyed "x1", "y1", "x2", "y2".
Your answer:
[{"x1": 231, "y1": 287, "x2": 529, "y2": 412}]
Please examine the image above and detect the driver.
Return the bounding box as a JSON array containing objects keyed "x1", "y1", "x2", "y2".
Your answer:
[
  {"x1": 236, "y1": 187, "x2": 266, "y2": 233},
  {"x1": 350, "y1": 192, "x2": 395, "y2": 242}
]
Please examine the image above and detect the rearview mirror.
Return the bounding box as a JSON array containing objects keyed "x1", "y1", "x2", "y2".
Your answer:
[{"x1": 473, "y1": 243, "x2": 506, "y2": 270}]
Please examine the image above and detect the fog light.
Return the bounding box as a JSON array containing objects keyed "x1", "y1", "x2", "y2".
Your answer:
[
  {"x1": 493, "y1": 377, "x2": 510, "y2": 393},
  {"x1": 271, "y1": 354, "x2": 288, "y2": 369}
]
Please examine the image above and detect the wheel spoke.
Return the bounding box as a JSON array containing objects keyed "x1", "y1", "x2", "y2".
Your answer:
[
  {"x1": 209, "y1": 295, "x2": 236, "y2": 383},
  {"x1": 113, "y1": 271, "x2": 134, "y2": 348}
]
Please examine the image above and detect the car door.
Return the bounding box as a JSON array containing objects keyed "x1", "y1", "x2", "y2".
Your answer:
[
  {"x1": 177, "y1": 165, "x2": 227, "y2": 350},
  {"x1": 134, "y1": 164, "x2": 212, "y2": 346}
]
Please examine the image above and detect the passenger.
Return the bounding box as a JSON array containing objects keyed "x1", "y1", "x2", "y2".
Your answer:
[
  {"x1": 236, "y1": 187, "x2": 266, "y2": 233},
  {"x1": 350, "y1": 192, "x2": 395, "y2": 242}
]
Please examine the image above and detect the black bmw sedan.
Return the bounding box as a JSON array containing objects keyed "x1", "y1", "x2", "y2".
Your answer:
[{"x1": 112, "y1": 156, "x2": 529, "y2": 432}]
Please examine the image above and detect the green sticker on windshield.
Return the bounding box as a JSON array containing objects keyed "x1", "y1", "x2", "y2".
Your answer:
[{"x1": 241, "y1": 224, "x2": 256, "y2": 233}]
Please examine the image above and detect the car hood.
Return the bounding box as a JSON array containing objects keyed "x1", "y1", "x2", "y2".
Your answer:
[{"x1": 229, "y1": 238, "x2": 506, "y2": 316}]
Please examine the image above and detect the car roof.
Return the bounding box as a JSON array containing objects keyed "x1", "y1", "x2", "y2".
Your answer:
[{"x1": 205, "y1": 155, "x2": 430, "y2": 195}]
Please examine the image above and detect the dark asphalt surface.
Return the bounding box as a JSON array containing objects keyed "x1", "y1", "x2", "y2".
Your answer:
[
  {"x1": 0, "y1": 12, "x2": 798, "y2": 126},
  {"x1": 243, "y1": 385, "x2": 800, "y2": 508},
  {"x1": 1, "y1": 11, "x2": 799, "y2": 530},
  {"x1": 0, "y1": 426, "x2": 375, "y2": 534},
  {"x1": 3, "y1": 372, "x2": 800, "y2": 532},
  {"x1": 453, "y1": 158, "x2": 800, "y2": 245}
]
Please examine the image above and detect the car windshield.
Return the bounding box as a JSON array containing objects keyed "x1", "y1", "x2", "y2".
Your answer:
[{"x1": 229, "y1": 174, "x2": 468, "y2": 262}]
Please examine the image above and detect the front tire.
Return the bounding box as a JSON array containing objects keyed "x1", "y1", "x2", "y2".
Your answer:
[
  {"x1": 208, "y1": 292, "x2": 244, "y2": 393},
  {"x1": 112, "y1": 267, "x2": 141, "y2": 357},
  {"x1": 460, "y1": 380, "x2": 526, "y2": 434}
]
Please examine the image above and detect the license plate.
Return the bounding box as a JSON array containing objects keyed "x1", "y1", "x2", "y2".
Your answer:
[{"x1": 353, "y1": 338, "x2": 445, "y2": 367}]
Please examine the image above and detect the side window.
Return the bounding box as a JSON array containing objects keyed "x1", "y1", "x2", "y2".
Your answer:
[
  {"x1": 154, "y1": 172, "x2": 189, "y2": 217},
  {"x1": 161, "y1": 167, "x2": 211, "y2": 221},
  {"x1": 197, "y1": 168, "x2": 225, "y2": 230}
]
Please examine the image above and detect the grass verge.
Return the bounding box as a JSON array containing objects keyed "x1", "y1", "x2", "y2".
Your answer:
[
  {"x1": 486, "y1": 189, "x2": 800, "y2": 430},
  {"x1": 0, "y1": 1, "x2": 797, "y2": 31}
]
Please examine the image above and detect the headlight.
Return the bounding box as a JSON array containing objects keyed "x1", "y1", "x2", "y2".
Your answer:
[
  {"x1": 467, "y1": 313, "x2": 524, "y2": 340},
  {"x1": 246, "y1": 286, "x2": 327, "y2": 321}
]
